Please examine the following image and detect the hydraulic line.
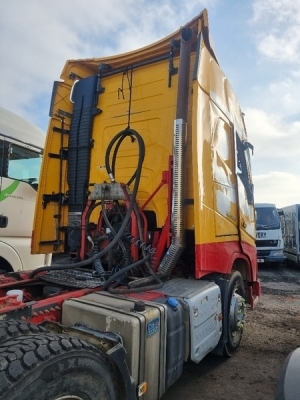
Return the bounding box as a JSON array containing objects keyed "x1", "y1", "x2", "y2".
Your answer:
[
  {"x1": 30, "y1": 128, "x2": 145, "y2": 279},
  {"x1": 85, "y1": 197, "x2": 129, "y2": 271},
  {"x1": 105, "y1": 128, "x2": 145, "y2": 185},
  {"x1": 101, "y1": 254, "x2": 151, "y2": 290},
  {"x1": 31, "y1": 125, "x2": 160, "y2": 292},
  {"x1": 103, "y1": 129, "x2": 164, "y2": 291},
  {"x1": 85, "y1": 201, "x2": 101, "y2": 235},
  {"x1": 108, "y1": 202, "x2": 163, "y2": 293},
  {"x1": 100, "y1": 195, "x2": 128, "y2": 260},
  {"x1": 86, "y1": 235, "x2": 106, "y2": 278},
  {"x1": 103, "y1": 251, "x2": 164, "y2": 294}
]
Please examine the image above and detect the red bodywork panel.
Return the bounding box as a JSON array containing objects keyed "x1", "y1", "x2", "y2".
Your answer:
[
  {"x1": 195, "y1": 241, "x2": 260, "y2": 308},
  {"x1": 195, "y1": 241, "x2": 258, "y2": 280}
]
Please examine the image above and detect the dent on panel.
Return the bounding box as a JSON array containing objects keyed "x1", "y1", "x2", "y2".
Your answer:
[
  {"x1": 212, "y1": 116, "x2": 235, "y2": 187},
  {"x1": 238, "y1": 179, "x2": 256, "y2": 236},
  {"x1": 211, "y1": 104, "x2": 238, "y2": 237}
]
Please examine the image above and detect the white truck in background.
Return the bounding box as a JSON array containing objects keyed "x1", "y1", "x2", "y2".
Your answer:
[
  {"x1": 280, "y1": 204, "x2": 300, "y2": 266},
  {"x1": 0, "y1": 107, "x2": 52, "y2": 272},
  {"x1": 254, "y1": 203, "x2": 285, "y2": 265}
]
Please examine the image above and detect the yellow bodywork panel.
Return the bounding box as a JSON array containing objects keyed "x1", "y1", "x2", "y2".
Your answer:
[
  {"x1": 32, "y1": 9, "x2": 255, "y2": 258},
  {"x1": 89, "y1": 60, "x2": 177, "y2": 227},
  {"x1": 32, "y1": 82, "x2": 72, "y2": 253}
]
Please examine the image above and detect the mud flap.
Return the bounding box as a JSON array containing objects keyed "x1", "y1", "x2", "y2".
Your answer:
[
  {"x1": 74, "y1": 323, "x2": 137, "y2": 400},
  {"x1": 211, "y1": 276, "x2": 230, "y2": 356}
]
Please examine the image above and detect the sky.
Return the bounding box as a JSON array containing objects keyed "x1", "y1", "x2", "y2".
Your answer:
[{"x1": 0, "y1": 0, "x2": 299, "y2": 208}]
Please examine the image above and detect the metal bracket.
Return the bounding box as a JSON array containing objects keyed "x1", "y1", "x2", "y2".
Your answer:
[
  {"x1": 69, "y1": 72, "x2": 83, "y2": 81},
  {"x1": 48, "y1": 149, "x2": 68, "y2": 160},
  {"x1": 95, "y1": 63, "x2": 111, "y2": 105},
  {"x1": 89, "y1": 182, "x2": 128, "y2": 201},
  {"x1": 168, "y1": 39, "x2": 180, "y2": 88},
  {"x1": 53, "y1": 126, "x2": 70, "y2": 135},
  {"x1": 42, "y1": 192, "x2": 68, "y2": 209},
  {"x1": 57, "y1": 109, "x2": 73, "y2": 119},
  {"x1": 39, "y1": 239, "x2": 64, "y2": 247}
]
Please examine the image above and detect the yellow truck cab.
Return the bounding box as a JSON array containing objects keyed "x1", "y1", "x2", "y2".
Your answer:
[{"x1": 0, "y1": 10, "x2": 260, "y2": 400}]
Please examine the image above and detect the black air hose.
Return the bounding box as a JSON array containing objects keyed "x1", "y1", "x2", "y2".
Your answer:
[
  {"x1": 101, "y1": 253, "x2": 151, "y2": 291},
  {"x1": 90, "y1": 235, "x2": 108, "y2": 277},
  {"x1": 85, "y1": 198, "x2": 128, "y2": 265},
  {"x1": 85, "y1": 201, "x2": 101, "y2": 235},
  {"x1": 105, "y1": 128, "x2": 145, "y2": 186},
  {"x1": 100, "y1": 195, "x2": 128, "y2": 259},
  {"x1": 108, "y1": 266, "x2": 164, "y2": 294},
  {"x1": 29, "y1": 128, "x2": 145, "y2": 279},
  {"x1": 106, "y1": 199, "x2": 164, "y2": 293}
]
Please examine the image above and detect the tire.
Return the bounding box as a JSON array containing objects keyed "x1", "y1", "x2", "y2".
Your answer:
[
  {"x1": 0, "y1": 333, "x2": 118, "y2": 400},
  {"x1": 275, "y1": 347, "x2": 300, "y2": 400},
  {"x1": 0, "y1": 320, "x2": 48, "y2": 342},
  {"x1": 223, "y1": 271, "x2": 246, "y2": 356}
]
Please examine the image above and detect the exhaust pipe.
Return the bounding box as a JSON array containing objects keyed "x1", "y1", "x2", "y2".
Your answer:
[
  {"x1": 158, "y1": 27, "x2": 193, "y2": 276},
  {"x1": 176, "y1": 28, "x2": 193, "y2": 121}
]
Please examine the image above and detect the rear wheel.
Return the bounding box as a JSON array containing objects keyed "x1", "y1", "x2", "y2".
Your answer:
[
  {"x1": 223, "y1": 271, "x2": 246, "y2": 356},
  {"x1": 0, "y1": 320, "x2": 48, "y2": 342},
  {"x1": 0, "y1": 333, "x2": 118, "y2": 400}
]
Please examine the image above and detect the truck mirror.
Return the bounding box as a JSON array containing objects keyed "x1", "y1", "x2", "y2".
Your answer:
[{"x1": 243, "y1": 141, "x2": 254, "y2": 155}]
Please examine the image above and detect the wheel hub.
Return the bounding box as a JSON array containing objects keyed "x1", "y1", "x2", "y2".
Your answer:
[{"x1": 229, "y1": 292, "x2": 246, "y2": 333}]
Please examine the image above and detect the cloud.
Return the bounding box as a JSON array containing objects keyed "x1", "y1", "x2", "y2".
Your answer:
[
  {"x1": 253, "y1": 171, "x2": 300, "y2": 207},
  {"x1": 251, "y1": 0, "x2": 300, "y2": 63},
  {"x1": 245, "y1": 108, "x2": 300, "y2": 174},
  {"x1": 244, "y1": 106, "x2": 300, "y2": 209},
  {"x1": 242, "y1": 0, "x2": 300, "y2": 148},
  {"x1": 244, "y1": 0, "x2": 300, "y2": 209},
  {"x1": 0, "y1": 0, "x2": 216, "y2": 128},
  {"x1": 0, "y1": 0, "x2": 298, "y2": 209}
]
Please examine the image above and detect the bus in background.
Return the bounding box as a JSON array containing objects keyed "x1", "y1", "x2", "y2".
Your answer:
[
  {"x1": 0, "y1": 107, "x2": 51, "y2": 272},
  {"x1": 254, "y1": 203, "x2": 285, "y2": 265}
]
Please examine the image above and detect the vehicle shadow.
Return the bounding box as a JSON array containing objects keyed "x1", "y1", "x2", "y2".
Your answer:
[{"x1": 161, "y1": 353, "x2": 230, "y2": 399}]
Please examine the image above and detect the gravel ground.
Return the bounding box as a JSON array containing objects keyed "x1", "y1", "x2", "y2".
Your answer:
[{"x1": 162, "y1": 263, "x2": 300, "y2": 400}]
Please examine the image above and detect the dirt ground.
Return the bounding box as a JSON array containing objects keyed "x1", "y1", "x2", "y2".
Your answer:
[{"x1": 162, "y1": 263, "x2": 300, "y2": 400}]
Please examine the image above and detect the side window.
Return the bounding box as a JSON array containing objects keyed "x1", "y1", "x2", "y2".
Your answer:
[
  {"x1": 235, "y1": 132, "x2": 254, "y2": 205},
  {"x1": 0, "y1": 139, "x2": 4, "y2": 176},
  {"x1": 0, "y1": 139, "x2": 9, "y2": 177},
  {"x1": 8, "y1": 144, "x2": 42, "y2": 187}
]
